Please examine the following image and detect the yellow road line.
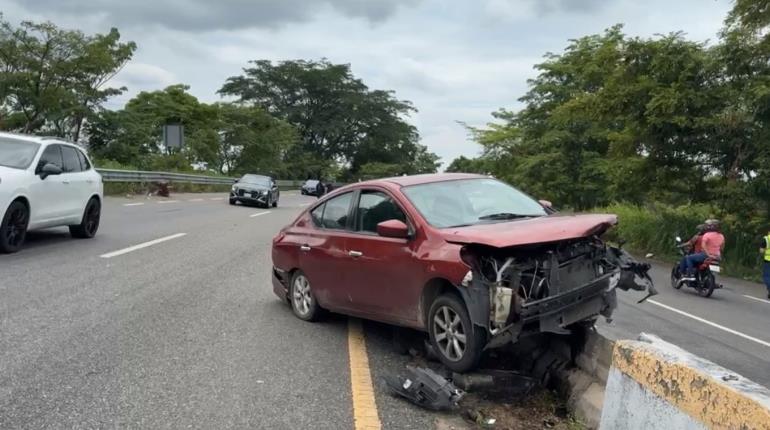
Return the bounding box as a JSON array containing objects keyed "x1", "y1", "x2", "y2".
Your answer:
[{"x1": 347, "y1": 318, "x2": 382, "y2": 430}]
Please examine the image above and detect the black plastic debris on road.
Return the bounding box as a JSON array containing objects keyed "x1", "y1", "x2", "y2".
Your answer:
[{"x1": 384, "y1": 366, "x2": 464, "y2": 411}]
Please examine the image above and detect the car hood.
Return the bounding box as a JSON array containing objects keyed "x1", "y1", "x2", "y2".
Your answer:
[
  {"x1": 0, "y1": 165, "x2": 28, "y2": 182},
  {"x1": 440, "y1": 213, "x2": 618, "y2": 248}
]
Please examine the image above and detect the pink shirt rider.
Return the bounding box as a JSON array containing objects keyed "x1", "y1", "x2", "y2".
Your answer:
[{"x1": 701, "y1": 231, "x2": 725, "y2": 258}]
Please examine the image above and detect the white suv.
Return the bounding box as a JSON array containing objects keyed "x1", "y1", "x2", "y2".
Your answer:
[{"x1": 0, "y1": 132, "x2": 103, "y2": 253}]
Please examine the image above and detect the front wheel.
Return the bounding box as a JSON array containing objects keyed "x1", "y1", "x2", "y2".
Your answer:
[
  {"x1": 69, "y1": 198, "x2": 101, "y2": 239},
  {"x1": 698, "y1": 272, "x2": 715, "y2": 298},
  {"x1": 0, "y1": 201, "x2": 29, "y2": 253},
  {"x1": 671, "y1": 265, "x2": 683, "y2": 289},
  {"x1": 428, "y1": 294, "x2": 485, "y2": 372}
]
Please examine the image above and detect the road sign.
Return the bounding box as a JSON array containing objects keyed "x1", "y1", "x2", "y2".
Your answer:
[{"x1": 163, "y1": 124, "x2": 184, "y2": 148}]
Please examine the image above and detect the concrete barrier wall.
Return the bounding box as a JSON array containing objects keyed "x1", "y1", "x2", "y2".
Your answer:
[{"x1": 600, "y1": 333, "x2": 770, "y2": 430}]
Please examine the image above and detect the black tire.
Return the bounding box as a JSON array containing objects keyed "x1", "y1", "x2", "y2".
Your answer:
[
  {"x1": 0, "y1": 200, "x2": 29, "y2": 253},
  {"x1": 698, "y1": 272, "x2": 715, "y2": 298},
  {"x1": 671, "y1": 265, "x2": 683, "y2": 289},
  {"x1": 272, "y1": 197, "x2": 278, "y2": 208},
  {"x1": 428, "y1": 294, "x2": 485, "y2": 372},
  {"x1": 69, "y1": 197, "x2": 101, "y2": 239},
  {"x1": 289, "y1": 270, "x2": 321, "y2": 321},
  {"x1": 229, "y1": 198, "x2": 236, "y2": 205}
]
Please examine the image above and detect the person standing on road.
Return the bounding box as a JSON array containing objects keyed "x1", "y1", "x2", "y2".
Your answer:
[
  {"x1": 315, "y1": 178, "x2": 326, "y2": 199},
  {"x1": 760, "y1": 227, "x2": 770, "y2": 299}
]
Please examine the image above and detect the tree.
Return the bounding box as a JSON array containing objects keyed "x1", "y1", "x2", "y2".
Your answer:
[
  {"x1": 219, "y1": 59, "x2": 438, "y2": 178},
  {"x1": 0, "y1": 16, "x2": 135, "y2": 140}
]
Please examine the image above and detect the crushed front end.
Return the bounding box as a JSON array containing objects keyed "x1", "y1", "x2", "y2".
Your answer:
[{"x1": 457, "y1": 237, "x2": 656, "y2": 349}]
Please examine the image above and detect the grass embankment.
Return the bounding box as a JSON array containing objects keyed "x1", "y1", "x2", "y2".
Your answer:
[
  {"x1": 595, "y1": 203, "x2": 763, "y2": 281},
  {"x1": 103, "y1": 182, "x2": 232, "y2": 196}
]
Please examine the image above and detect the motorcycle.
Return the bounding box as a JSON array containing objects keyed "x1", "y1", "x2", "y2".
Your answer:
[{"x1": 670, "y1": 236, "x2": 722, "y2": 298}]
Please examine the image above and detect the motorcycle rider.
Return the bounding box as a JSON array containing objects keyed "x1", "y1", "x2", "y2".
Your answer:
[
  {"x1": 677, "y1": 223, "x2": 707, "y2": 275},
  {"x1": 682, "y1": 220, "x2": 725, "y2": 280}
]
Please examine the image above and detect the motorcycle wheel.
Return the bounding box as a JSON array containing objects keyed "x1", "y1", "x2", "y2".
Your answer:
[
  {"x1": 697, "y1": 272, "x2": 715, "y2": 298},
  {"x1": 670, "y1": 266, "x2": 683, "y2": 290}
]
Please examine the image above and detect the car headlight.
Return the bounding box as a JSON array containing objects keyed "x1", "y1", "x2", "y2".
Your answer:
[
  {"x1": 231, "y1": 185, "x2": 237, "y2": 191},
  {"x1": 261, "y1": 190, "x2": 268, "y2": 195}
]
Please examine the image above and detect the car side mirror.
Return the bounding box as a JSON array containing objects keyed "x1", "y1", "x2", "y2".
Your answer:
[
  {"x1": 538, "y1": 199, "x2": 556, "y2": 214},
  {"x1": 39, "y1": 163, "x2": 62, "y2": 179},
  {"x1": 233, "y1": 179, "x2": 239, "y2": 184},
  {"x1": 377, "y1": 219, "x2": 410, "y2": 239}
]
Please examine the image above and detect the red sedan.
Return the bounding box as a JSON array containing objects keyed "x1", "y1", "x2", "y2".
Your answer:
[{"x1": 271, "y1": 173, "x2": 654, "y2": 371}]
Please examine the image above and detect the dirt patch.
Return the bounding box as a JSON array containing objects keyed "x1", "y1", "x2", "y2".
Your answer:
[{"x1": 453, "y1": 390, "x2": 586, "y2": 430}]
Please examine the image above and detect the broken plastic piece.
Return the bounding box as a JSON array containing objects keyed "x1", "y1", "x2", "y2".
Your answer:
[{"x1": 384, "y1": 366, "x2": 464, "y2": 411}]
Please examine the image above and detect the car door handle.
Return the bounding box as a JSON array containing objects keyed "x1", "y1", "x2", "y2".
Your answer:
[
  {"x1": 62, "y1": 180, "x2": 70, "y2": 184},
  {"x1": 300, "y1": 245, "x2": 311, "y2": 251},
  {"x1": 86, "y1": 179, "x2": 94, "y2": 184},
  {"x1": 348, "y1": 250, "x2": 363, "y2": 258}
]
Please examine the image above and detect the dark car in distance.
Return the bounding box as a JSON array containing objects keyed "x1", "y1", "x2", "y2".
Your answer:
[
  {"x1": 271, "y1": 173, "x2": 655, "y2": 372},
  {"x1": 300, "y1": 179, "x2": 320, "y2": 196},
  {"x1": 230, "y1": 174, "x2": 279, "y2": 208}
]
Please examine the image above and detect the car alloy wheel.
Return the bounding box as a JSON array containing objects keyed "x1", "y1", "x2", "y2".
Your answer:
[
  {"x1": 290, "y1": 271, "x2": 320, "y2": 321},
  {"x1": 428, "y1": 294, "x2": 484, "y2": 372},
  {"x1": 1, "y1": 201, "x2": 29, "y2": 253},
  {"x1": 433, "y1": 306, "x2": 466, "y2": 361},
  {"x1": 70, "y1": 198, "x2": 101, "y2": 239}
]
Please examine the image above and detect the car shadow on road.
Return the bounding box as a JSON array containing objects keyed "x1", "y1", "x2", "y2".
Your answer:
[{"x1": 21, "y1": 228, "x2": 75, "y2": 250}]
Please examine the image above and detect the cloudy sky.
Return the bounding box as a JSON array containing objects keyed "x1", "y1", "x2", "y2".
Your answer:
[{"x1": 2, "y1": 0, "x2": 732, "y2": 167}]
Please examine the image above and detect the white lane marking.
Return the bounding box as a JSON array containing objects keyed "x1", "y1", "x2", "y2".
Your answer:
[
  {"x1": 648, "y1": 299, "x2": 770, "y2": 349},
  {"x1": 123, "y1": 203, "x2": 145, "y2": 207},
  {"x1": 210, "y1": 197, "x2": 225, "y2": 201},
  {"x1": 157, "y1": 200, "x2": 179, "y2": 204},
  {"x1": 188, "y1": 198, "x2": 204, "y2": 202},
  {"x1": 250, "y1": 211, "x2": 271, "y2": 218},
  {"x1": 100, "y1": 233, "x2": 187, "y2": 259},
  {"x1": 743, "y1": 295, "x2": 770, "y2": 305}
]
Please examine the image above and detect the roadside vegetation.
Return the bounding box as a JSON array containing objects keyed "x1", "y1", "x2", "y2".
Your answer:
[
  {"x1": 0, "y1": 16, "x2": 439, "y2": 181},
  {"x1": 447, "y1": 0, "x2": 770, "y2": 280}
]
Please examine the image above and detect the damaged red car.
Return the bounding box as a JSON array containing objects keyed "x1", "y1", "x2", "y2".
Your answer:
[{"x1": 271, "y1": 173, "x2": 655, "y2": 372}]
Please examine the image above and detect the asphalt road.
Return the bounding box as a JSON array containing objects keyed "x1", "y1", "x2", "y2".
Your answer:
[{"x1": 1, "y1": 192, "x2": 769, "y2": 428}]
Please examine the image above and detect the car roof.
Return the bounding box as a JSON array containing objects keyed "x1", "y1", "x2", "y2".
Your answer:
[
  {"x1": 0, "y1": 131, "x2": 79, "y2": 147},
  {"x1": 368, "y1": 173, "x2": 489, "y2": 187}
]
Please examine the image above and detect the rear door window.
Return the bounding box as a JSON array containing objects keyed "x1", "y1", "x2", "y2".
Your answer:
[
  {"x1": 76, "y1": 149, "x2": 91, "y2": 171},
  {"x1": 37, "y1": 145, "x2": 63, "y2": 172},
  {"x1": 61, "y1": 146, "x2": 82, "y2": 173}
]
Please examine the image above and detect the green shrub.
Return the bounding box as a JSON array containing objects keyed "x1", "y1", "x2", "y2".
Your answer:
[{"x1": 596, "y1": 203, "x2": 763, "y2": 281}]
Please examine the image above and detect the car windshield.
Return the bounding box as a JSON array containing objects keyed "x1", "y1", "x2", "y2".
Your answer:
[
  {"x1": 0, "y1": 138, "x2": 40, "y2": 170},
  {"x1": 305, "y1": 180, "x2": 319, "y2": 186},
  {"x1": 402, "y1": 178, "x2": 547, "y2": 228},
  {"x1": 241, "y1": 175, "x2": 270, "y2": 186}
]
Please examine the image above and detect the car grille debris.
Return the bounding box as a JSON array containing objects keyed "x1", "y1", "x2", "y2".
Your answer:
[{"x1": 384, "y1": 366, "x2": 465, "y2": 411}]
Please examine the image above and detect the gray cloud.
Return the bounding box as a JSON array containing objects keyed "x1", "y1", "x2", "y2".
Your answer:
[
  {"x1": 10, "y1": 0, "x2": 417, "y2": 31},
  {"x1": 531, "y1": 0, "x2": 605, "y2": 15}
]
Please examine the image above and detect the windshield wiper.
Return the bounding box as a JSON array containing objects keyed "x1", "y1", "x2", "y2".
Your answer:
[{"x1": 478, "y1": 212, "x2": 536, "y2": 221}]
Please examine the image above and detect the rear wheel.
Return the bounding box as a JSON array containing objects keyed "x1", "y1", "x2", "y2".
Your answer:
[
  {"x1": 290, "y1": 270, "x2": 321, "y2": 321},
  {"x1": 698, "y1": 272, "x2": 715, "y2": 298},
  {"x1": 428, "y1": 294, "x2": 485, "y2": 372},
  {"x1": 0, "y1": 201, "x2": 29, "y2": 253},
  {"x1": 69, "y1": 198, "x2": 101, "y2": 239}
]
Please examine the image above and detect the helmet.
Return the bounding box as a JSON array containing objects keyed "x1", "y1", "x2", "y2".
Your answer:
[{"x1": 705, "y1": 219, "x2": 721, "y2": 232}]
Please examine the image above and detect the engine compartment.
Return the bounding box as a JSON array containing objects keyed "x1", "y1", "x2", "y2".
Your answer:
[{"x1": 458, "y1": 236, "x2": 656, "y2": 349}]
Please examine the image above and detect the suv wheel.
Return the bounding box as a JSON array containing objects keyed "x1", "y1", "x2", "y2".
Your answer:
[
  {"x1": 70, "y1": 197, "x2": 101, "y2": 239},
  {"x1": 290, "y1": 271, "x2": 321, "y2": 321},
  {"x1": 0, "y1": 201, "x2": 29, "y2": 253},
  {"x1": 428, "y1": 294, "x2": 485, "y2": 372}
]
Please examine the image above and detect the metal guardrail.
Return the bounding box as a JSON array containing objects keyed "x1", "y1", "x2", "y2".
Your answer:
[{"x1": 96, "y1": 168, "x2": 305, "y2": 187}]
